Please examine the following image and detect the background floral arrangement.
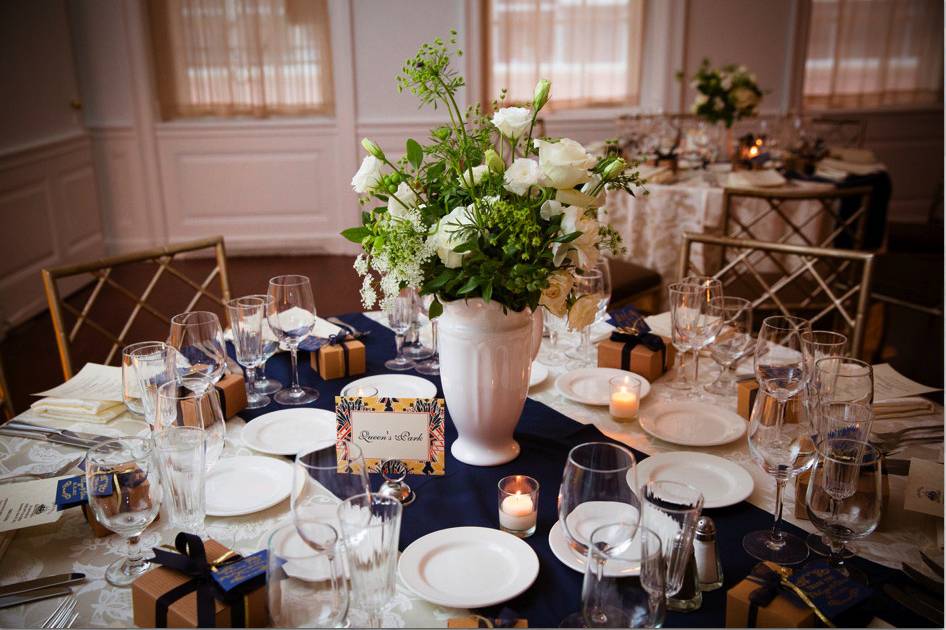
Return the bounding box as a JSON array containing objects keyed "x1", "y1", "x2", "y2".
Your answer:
[
  {"x1": 342, "y1": 32, "x2": 638, "y2": 327},
  {"x1": 684, "y1": 58, "x2": 763, "y2": 128}
]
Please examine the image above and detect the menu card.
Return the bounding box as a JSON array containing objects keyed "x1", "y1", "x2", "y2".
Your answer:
[
  {"x1": 34, "y1": 363, "x2": 123, "y2": 402},
  {"x1": 872, "y1": 364, "x2": 940, "y2": 402},
  {"x1": 0, "y1": 477, "x2": 63, "y2": 533}
]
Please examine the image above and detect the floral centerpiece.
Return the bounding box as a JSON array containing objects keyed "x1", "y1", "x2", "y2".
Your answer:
[
  {"x1": 684, "y1": 58, "x2": 763, "y2": 128},
  {"x1": 341, "y1": 33, "x2": 639, "y2": 465}
]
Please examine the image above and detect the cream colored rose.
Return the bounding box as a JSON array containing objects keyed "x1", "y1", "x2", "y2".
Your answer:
[
  {"x1": 351, "y1": 155, "x2": 384, "y2": 193},
  {"x1": 503, "y1": 158, "x2": 543, "y2": 196},
  {"x1": 554, "y1": 206, "x2": 600, "y2": 268},
  {"x1": 567, "y1": 293, "x2": 599, "y2": 331},
  {"x1": 539, "y1": 270, "x2": 573, "y2": 317},
  {"x1": 731, "y1": 87, "x2": 759, "y2": 110},
  {"x1": 491, "y1": 106, "x2": 532, "y2": 139},
  {"x1": 387, "y1": 181, "x2": 417, "y2": 218},
  {"x1": 460, "y1": 164, "x2": 489, "y2": 188},
  {"x1": 534, "y1": 138, "x2": 595, "y2": 189},
  {"x1": 540, "y1": 199, "x2": 564, "y2": 220},
  {"x1": 427, "y1": 205, "x2": 474, "y2": 268}
]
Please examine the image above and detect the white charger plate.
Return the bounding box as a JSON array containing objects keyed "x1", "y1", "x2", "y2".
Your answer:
[
  {"x1": 398, "y1": 526, "x2": 539, "y2": 608},
  {"x1": 638, "y1": 401, "x2": 746, "y2": 447},
  {"x1": 341, "y1": 374, "x2": 437, "y2": 399},
  {"x1": 634, "y1": 451, "x2": 754, "y2": 508},
  {"x1": 555, "y1": 368, "x2": 651, "y2": 406},
  {"x1": 205, "y1": 456, "x2": 293, "y2": 516},
  {"x1": 548, "y1": 508, "x2": 642, "y2": 578},
  {"x1": 529, "y1": 362, "x2": 549, "y2": 388},
  {"x1": 242, "y1": 408, "x2": 336, "y2": 456}
]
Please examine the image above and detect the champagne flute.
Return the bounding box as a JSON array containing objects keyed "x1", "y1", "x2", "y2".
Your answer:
[
  {"x1": 248, "y1": 293, "x2": 283, "y2": 395},
  {"x1": 155, "y1": 377, "x2": 227, "y2": 471},
  {"x1": 225, "y1": 296, "x2": 270, "y2": 409},
  {"x1": 681, "y1": 275, "x2": 724, "y2": 392},
  {"x1": 567, "y1": 269, "x2": 605, "y2": 366},
  {"x1": 667, "y1": 282, "x2": 700, "y2": 392},
  {"x1": 384, "y1": 295, "x2": 416, "y2": 371},
  {"x1": 168, "y1": 311, "x2": 226, "y2": 389},
  {"x1": 267, "y1": 275, "x2": 319, "y2": 405},
  {"x1": 705, "y1": 296, "x2": 753, "y2": 395},
  {"x1": 85, "y1": 437, "x2": 162, "y2": 586}
]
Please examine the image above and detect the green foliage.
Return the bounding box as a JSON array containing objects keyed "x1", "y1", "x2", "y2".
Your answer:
[{"x1": 686, "y1": 58, "x2": 764, "y2": 128}]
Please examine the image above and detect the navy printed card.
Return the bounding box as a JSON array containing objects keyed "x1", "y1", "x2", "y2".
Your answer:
[
  {"x1": 212, "y1": 550, "x2": 268, "y2": 592},
  {"x1": 607, "y1": 304, "x2": 651, "y2": 334},
  {"x1": 790, "y1": 560, "x2": 872, "y2": 619}
]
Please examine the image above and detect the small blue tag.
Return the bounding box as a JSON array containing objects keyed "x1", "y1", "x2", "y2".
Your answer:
[
  {"x1": 211, "y1": 550, "x2": 268, "y2": 592},
  {"x1": 55, "y1": 476, "x2": 87, "y2": 510},
  {"x1": 789, "y1": 560, "x2": 872, "y2": 619},
  {"x1": 607, "y1": 305, "x2": 651, "y2": 334}
]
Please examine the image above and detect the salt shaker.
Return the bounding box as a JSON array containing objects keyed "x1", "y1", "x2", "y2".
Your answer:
[{"x1": 694, "y1": 516, "x2": 724, "y2": 591}]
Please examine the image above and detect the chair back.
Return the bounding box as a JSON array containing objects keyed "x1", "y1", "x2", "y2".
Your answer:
[
  {"x1": 677, "y1": 233, "x2": 875, "y2": 358},
  {"x1": 0, "y1": 355, "x2": 13, "y2": 420},
  {"x1": 41, "y1": 236, "x2": 232, "y2": 379}
]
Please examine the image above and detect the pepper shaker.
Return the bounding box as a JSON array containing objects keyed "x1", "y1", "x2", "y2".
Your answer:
[{"x1": 694, "y1": 516, "x2": 724, "y2": 591}]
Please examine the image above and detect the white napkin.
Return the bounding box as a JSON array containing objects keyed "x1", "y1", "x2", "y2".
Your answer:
[
  {"x1": 644, "y1": 312, "x2": 672, "y2": 339},
  {"x1": 819, "y1": 157, "x2": 885, "y2": 176},
  {"x1": 29, "y1": 398, "x2": 126, "y2": 423},
  {"x1": 726, "y1": 170, "x2": 787, "y2": 189},
  {"x1": 872, "y1": 397, "x2": 937, "y2": 420},
  {"x1": 829, "y1": 147, "x2": 877, "y2": 165}
]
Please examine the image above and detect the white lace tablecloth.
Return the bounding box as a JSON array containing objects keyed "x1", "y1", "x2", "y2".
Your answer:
[{"x1": 0, "y1": 318, "x2": 942, "y2": 627}]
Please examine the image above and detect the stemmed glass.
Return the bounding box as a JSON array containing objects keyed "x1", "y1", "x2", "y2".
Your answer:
[
  {"x1": 267, "y1": 275, "x2": 319, "y2": 405},
  {"x1": 225, "y1": 296, "x2": 270, "y2": 409},
  {"x1": 667, "y1": 282, "x2": 699, "y2": 392},
  {"x1": 168, "y1": 311, "x2": 226, "y2": 388},
  {"x1": 538, "y1": 308, "x2": 569, "y2": 366},
  {"x1": 567, "y1": 269, "x2": 606, "y2": 366},
  {"x1": 801, "y1": 331, "x2": 849, "y2": 438},
  {"x1": 805, "y1": 439, "x2": 882, "y2": 574},
  {"x1": 416, "y1": 294, "x2": 440, "y2": 376},
  {"x1": 122, "y1": 341, "x2": 158, "y2": 416},
  {"x1": 155, "y1": 377, "x2": 227, "y2": 471},
  {"x1": 248, "y1": 293, "x2": 283, "y2": 396},
  {"x1": 681, "y1": 276, "x2": 724, "y2": 392},
  {"x1": 558, "y1": 442, "x2": 640, "y2": 560},
  {"x1": 705, "y1": 296, "x2": 753, "y2": 395},
  {"x1": 384, "y1": 294, "x2": 416, "y2": 371},
  {"x1": 85, "y1": 437, "x2": 163, "y2": 586},
  {"x1": 745, "y1": 315, "x2": 815, "y2": 564},
  {"x1": 812, "y1": 357, "x2": 873, "y2": 407},
  {"x1": 402, "y1": 289, "x2": 433, "y2": 362},
  {"x1": 130, "y1": 342, "x2": 179, "y2": 428},
  {"x1": 594, "y1": 259, "x2": 613, "y2": 324},
  {"x1": 292, "y1": 442, "x2": 370, "y2": 539}
]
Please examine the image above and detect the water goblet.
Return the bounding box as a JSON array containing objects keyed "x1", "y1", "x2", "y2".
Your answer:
[
  {"x1": 130, "y1": 342, "x2": 179, "y2": 428},
  {"x1": 155, "y1": 377, "x2": 227, "y2": 471},
  {"x1": 384, "y1": 295, "x2": 416, "y2": 371},
  {"x1": 168, "y1": 311, "x2": 226, "y2": 387},
  {"x1": 416, "y1": 294, "x2": 440, "y2": 376},
  {"x1": 812, "y1": 356, "x2": 873, "y2": 407},
  {"x1": 292, "y1": 442, "x2": 370, "y2": 539},
  {"x1": 705, "y1": 296, "x2": 753, "y2": 395},
  {"x1": 566, "y1": 269, "x2": 606, "y2": 366},
  {"x1": 538, "y1": 308, "x2": 569, "y2": 366},
  {"x1": 667, "y1": 282, "x2": 700, "y2": 392},
  {"x1": 247, "y1": 293, "x2": 283, "y2": 395},
  {"x1": 680, "y1": 275, "x2": 724, "y2": 392},
  {"x1": 152, "y1": 425, "x2": 206, "y2": 534},
  {"x1": 402, "y1": 288, "x2": 434, "y2": 362},
  {"x1": 122, "y1": 341, "x2": 158, "y2": 416},
  {"x1": 267, "y1": 275, "x2": 320, "y2": 405},
  {"x1": 85, "y1": 437, "x2": 163, "y2": 586},
  {"x1": 225, "y1": 296, "x2": 270, "y2": 409},
  {"x1": 594, "y1": 258, "x2": 613, "y2": 325}
]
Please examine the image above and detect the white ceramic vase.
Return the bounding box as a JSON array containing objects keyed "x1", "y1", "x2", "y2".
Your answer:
[{"x1": 437, "y1": 298, "x2": 541, "y2": 466}]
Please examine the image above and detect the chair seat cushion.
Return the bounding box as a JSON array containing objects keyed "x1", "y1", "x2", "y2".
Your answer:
[{"x1": 608, "y1": 258, "x2": 662, "y2": 301}]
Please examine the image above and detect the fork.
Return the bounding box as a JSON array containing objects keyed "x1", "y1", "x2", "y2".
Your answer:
[
  {"x1": 42, "y1": 596, "x2": 77, "y2": 629},
  {"x1": 872, "y1": 423, "x2": 943, "y2": 442},
  {"x1": 0, "y1": 457, "x2": 84, "y2": 485}
]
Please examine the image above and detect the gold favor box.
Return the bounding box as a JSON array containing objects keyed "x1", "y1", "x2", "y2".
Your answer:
[
  {"x1": 725, "y1": 562, "x2": 817, "y2": 628},
  {"x1": 597, "y1": 335, "x2": 675, "y2": 383},
  {"x1": 310, "y1": 339, "x2": 366, "y2": 380}
]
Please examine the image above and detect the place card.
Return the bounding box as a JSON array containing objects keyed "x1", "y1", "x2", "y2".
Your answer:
[
  {"x1": 335, "y1": 396, "x2": 445, "y2": 475},
  {"x1": 0, "y1": 477, "x2": 63, "y2": 532},
  {"x1": 904, "y1": 458, "x2": 944, "y2": 517}
]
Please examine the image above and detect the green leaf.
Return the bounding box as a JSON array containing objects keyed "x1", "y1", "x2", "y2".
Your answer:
[
  {"x1": 452, "y1": 240, "x2": 477, "y2": 254},
  {"x1": 482, "y1": 281, "x2": 493, "y2": 303},
  {"x1": 406, "y1": 139, "x2": 423, "y2": 169},
  {"x1": 341, "y1": 226, "x2": 370, "y2": 244},
  {"x1": 428, "y1": 296, "x2": 443, "y2": 319},
  {"x1": 457, "y1": 276, "x2": 480, "y2": 295},
  {"x1": 427, "y1": 269, "x2": 456, "y2": 289},
  {"x1": 553, "y1": 231, "x2": 582, "y2": 244}
]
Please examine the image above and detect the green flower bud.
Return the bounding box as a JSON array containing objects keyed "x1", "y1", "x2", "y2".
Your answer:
[
  {"x1": 533, "y1": 79, "x2": 551, "y2": 111},
  {"x1": 361, "y1": 138, "x2": 385, "y2": 160},
  {"x1": 484, "y1": 149, "x2": 504, "y2": 174},
  {"x1": 602, "y1": 157, "x2": 628, "y2": 180}
]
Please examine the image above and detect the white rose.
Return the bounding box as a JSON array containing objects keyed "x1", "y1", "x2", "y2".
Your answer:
[
  {"x1": 491, "y1": 106, "x2": 532, "y2": 139},
  {"x1": 460, "y1": 164, "x2": 489, "y2": 188},
  {"x1": 503, "y1": 158, "x2": 543, "y2": 196},
  {"x1": 534, "y1": 138, "x2": 595, "y2": 189},
  {"x1": 428, "y1": 205, "x2": 474, "y2": 268},
  {"x1": 387, "y1": 182, "x2": 417, "y2": 218},
  {"x1": 567, "y1": 293, "x2": 599, "y2": 331},
  {"x1": 540, "y1": 270, "x2": 573, "y2": 317},
  {"x1": 556, "y1": 188, "x2": 600, "y2": 209},
  {"x1": 554, "y1": 206, "x2": 600, "y2": 268},
  {"x1": 731, "y1": 87, "x2": 759, "y2": 110},
  {"x1": 721, "y1": 75, "x2": 733, "y2": 91},
  {"x1": 540, "y1": 199, "x2": 564, "y2": 220},
  {"x1": 351, "y1": 155, "x2": 384, "y2": 193}
]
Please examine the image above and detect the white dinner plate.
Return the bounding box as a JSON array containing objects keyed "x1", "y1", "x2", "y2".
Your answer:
[
  {"x1": 205, "y1": 456, "x2": 293, "y2": 517},
  {"x1": 398, "y1": 526, "x2": 539, "y2": 608},
  {"x1": 634, "y1": 451, "x2": 754, "y2": 509},
  {"x1": 638, "y1": 401, "x2": 746, "y2": 447},
  {"x1": 548, "y1": 514, "x2": 642, "y2": 578},
  {"x1": 555, "y1": 368, "x2": 651, "y2": 406},
  {"x1": 341, "y1": 374, "x2": 437, "y2": 399},
  {"x1": 241, "y1": 408, "x2": 336, "y2": 456},
  {"x1": 529, "y1": 362, "x2": 549, "y2": 388}
]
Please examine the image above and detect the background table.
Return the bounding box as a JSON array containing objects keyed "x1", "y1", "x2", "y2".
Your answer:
[{"x1": 0, "y1": 312, "x2": 941, "y2": 627}]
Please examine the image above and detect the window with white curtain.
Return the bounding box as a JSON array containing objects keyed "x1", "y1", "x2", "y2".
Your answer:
[
  {"x1": 487, "y1": 0, "x2": 644, "y2": 110},
  {"x1": 803, "y1": 0, "x2": 943, "y2": 109},
  {"x1": 149, "y1": 0, "x2": 334, "y2": 119}
]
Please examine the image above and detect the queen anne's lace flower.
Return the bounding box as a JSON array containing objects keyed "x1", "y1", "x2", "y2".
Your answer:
[{"x1": 359, "y1": 275, "x2": 377, "y2": 309}]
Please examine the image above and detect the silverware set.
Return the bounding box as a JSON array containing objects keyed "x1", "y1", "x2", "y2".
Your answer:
[
  {"x1": 41, "y1": 597, "x2": 78, "y2": 629},
  {"x1": 0, "y1": 421, "x2": 114, "y2": 451},
  {"x1": 870, "y1": 422, "x2": 943, "y2": 455},
  {"x1": 0, "y1": 456, "x2": 84, "y2": 484}
]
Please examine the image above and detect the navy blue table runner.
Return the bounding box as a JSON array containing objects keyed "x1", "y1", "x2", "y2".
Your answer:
[{"x1": 233, "y1": 312, "x2": 930, "y2": 628}]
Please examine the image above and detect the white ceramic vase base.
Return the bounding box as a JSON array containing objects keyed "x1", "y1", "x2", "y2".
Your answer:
[{"x1": 451, "y1": 437, "x2": 521, "y2": 467}]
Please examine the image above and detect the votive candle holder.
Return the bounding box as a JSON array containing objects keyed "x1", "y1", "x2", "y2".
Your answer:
[{"x1": 498, "y1": 475, "x2": 539, "y2": 538}]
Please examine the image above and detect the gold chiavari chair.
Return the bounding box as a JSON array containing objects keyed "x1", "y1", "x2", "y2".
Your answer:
[
  {"x1": 677, "y1": 233, "x2": 875, "y2": 358},
  {"x1": 41, "y1": 236, "x2": 232, "y2": 380},
  {"x1": 0, "y1": 355, "x2": 13, "y2": 420}
]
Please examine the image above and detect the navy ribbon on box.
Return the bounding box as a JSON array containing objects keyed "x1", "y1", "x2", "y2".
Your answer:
[
  {"x1": 149, "y1": 532, "x2": 264, "y2": 628},
  {"x1": 609, "y1": 330, "x2": 667, "y2": 372},
  {"x1": 745, "y1": 563, "x2": 841, "y2": 628}
]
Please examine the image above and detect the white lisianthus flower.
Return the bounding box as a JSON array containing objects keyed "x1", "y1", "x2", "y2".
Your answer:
[
  {"x1": 387, "y1": 182, "x2": 417, "y2": 218},
  {"x1": 721, "y1": 75, "x2": 733, "y2": 91},
  {"x1": 460, "y1": 164, "x2": 489, "y2": 188},
  {"x1": 534, "y1": 138, "x2": 595, "y2": 189},
  {"x1": 556, "y1": 188, "x2": 600, "y2": 209},
  {"x1": 427, "y1": 205, "x2": 474, "y2": 268},
  {"x1": 540, "y1": 270, "x2": 573, "y2": 317},
  {"x1": 567, "y1": 293, "x2": 599, "y2": 331},
  {"x1": 351, "y1": 156, "x2": 384, "y2": 193},
  {"x1": 503, "y1": 158, "x2": 543, "y2": 196},
  {"x1": 731, "y1": 87, "x2": 759, "y2": 110},
  {"x1": 540, "y1": 199, "x2": 564, "y2": 221},
  {"x1": 554, "y1": 206, "x2": 600, "y2": 268},
  {"x1": 695, "y1": 93, "x2": 708, "y2": 107},
  {"x1": 491, "y1": 106, "x2": 532, "y2": 139}
]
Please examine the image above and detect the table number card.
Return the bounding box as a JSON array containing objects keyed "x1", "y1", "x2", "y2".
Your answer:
[{"x1": 335, "y1": 396, "x2": 446, "y2": 475}]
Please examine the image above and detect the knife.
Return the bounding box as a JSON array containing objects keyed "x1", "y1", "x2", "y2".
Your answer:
[
  {"x1": 0, "y1": 573, "x2": 85, "y2": 598},
  {"x1": 903, "y1": 562, "x2": 944, "y2": 595},
  {"x1": 920, "y1": 550, "x2": 945, "y2": 576},
  {"x1": 0, "y1": 586, "x2": 74, "y2": 610},
  {"x1": 0, "y1": 429, "x2": 98, "y2": 450},
  {"x1": 5, "y1": 422, "x2": 112, "y2": 445},
  {"x1": 884, "y1": 583, "x2": 944, "y2": 626}
]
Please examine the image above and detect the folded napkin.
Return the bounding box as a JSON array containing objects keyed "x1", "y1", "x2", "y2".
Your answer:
[
  {"x1": 29, "y1": 398, "x2": 126, "y2": 423},
  {"x1": 819, "y1": 156, "x2": 885, "y2": 176},
  {"x1": 829, "y1": 147, "x2": 877, "y2": 165},
  {"x1": 727, "y1": 169, "x2": 787, "y2": 189},
  {"x1": 873, "y1": 397, "x2": 937, "y2": 420}
]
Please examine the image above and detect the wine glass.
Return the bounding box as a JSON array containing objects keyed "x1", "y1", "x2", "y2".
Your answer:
[
  {"x1": 155, "y1": 377, "x2": 227, "y2": 471},
  {"x1": 705, "y1": 296, "x2": 753, "y2": 395},
  {"x1": 267, "y1": 275, "x2": 319, "y2": 405},
  {"x1": 247, "y1": 293, "x2": 283, "y2": 396},
  {"x1": 538, "y1": 308, "x2": 569, "y2": 366},
  {"x1": 402, "y1": 288, "x2": 433, "y2": 362},
  {"x1": 558, "y1": 442, "x2": 640, "y2": 560},
  {"x1": 267, "y1": 522, "x2": 350, "y2": 628},
  {"x1": 384, "y1": 295, "x2": 416, "y2": 371},
  {"x1": 225, "y1": 296, "x2": 270, "y2": 409},
  {"x1": 801, "y1": 331, "x2": 848, "y2": 440},
  {"x1": 85, "y1": 437, "x2": 163, "y2": 586},
  {"x1": 575, "y1": 525, "x2": 666, "y2": 628},
  {"x1": 805, "y1": 439, "x2": 882, "y2": 575},
  {"x1": 416, "y1": 294, "x2": 440, "y2": 376},
  {"x1": 168, "y1": 311, "x2": 226, "y2": 388},
  {"x1": 292, "y1": 442, "x2": 370, "y2": 541},
  {"x1": 567, "y1": 269, "x2": 606, "y2": 366},
  {"x1": 667, "y1": 282, "x2": 699, "y2": 392},
  {"x1": 812, "y1": 357, "x2": 873, "y2": 407},
  {"x1": 640, "y1": 480, "x2": 704, "y2": 609},
  {"x1": 130, "y1": 342, "x2": 179, "y2": 428},
  {"x1": 680, "y1": 276, "x2": 724, "y2": 393}
]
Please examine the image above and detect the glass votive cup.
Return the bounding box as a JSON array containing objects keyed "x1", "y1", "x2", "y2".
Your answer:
[
  {"x1": 609, "y1": 375, "x2": 641, "y2": 421},
  {"x1": 349, "y1": 386, "x2": 378, "y2": 398},
  {"x1": 497, "y1": 475, "x2": 539, "y2": 538}
]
